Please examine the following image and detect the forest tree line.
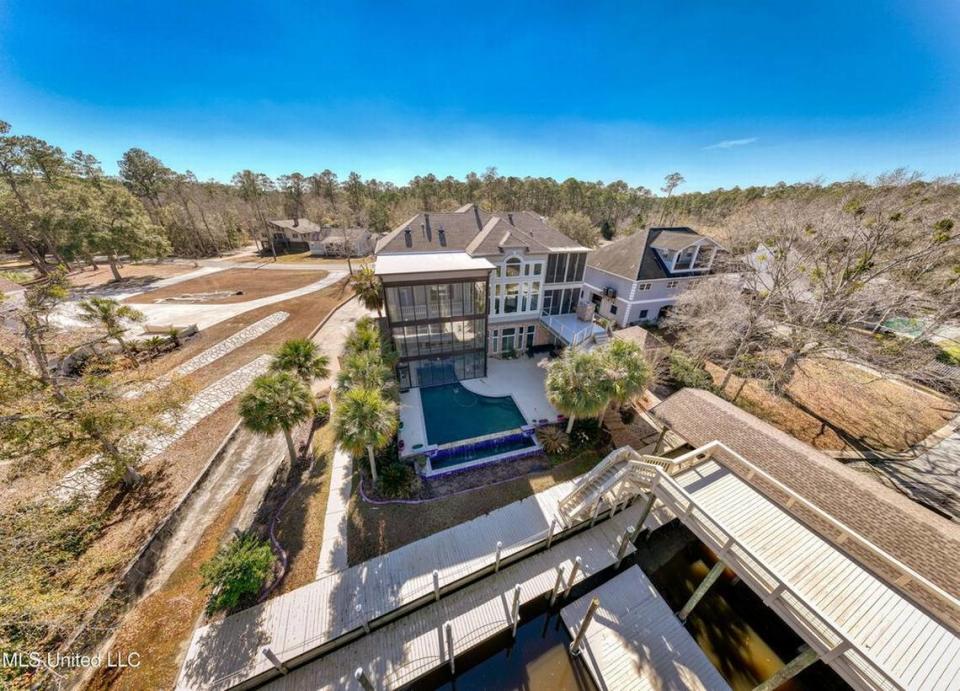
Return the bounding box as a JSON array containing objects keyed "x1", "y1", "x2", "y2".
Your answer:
[{"x1": 2, "y1": 119, "x2": 959, "y2": 278}]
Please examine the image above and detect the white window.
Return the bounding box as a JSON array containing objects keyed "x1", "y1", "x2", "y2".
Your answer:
[
  {"x1": 665, "y1": 280, "x2": 679, "y2": 289},
  {"x1": 637, "y1": 282, "x2": 651, "y2": 291}
]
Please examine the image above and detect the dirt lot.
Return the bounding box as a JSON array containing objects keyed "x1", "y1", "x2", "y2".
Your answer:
[
  {"x1": 125, "y1": 268, "x2": 326, "y2": 304},
  {"x1": 707, "y1": 358, "x2": 958, "y2": 453},
  {"x1": 68, "y1": 262, "x2": 197, "y2": 289},
  {"x1": 347, "y1": 448, "x2": 604, "y2": 564}
]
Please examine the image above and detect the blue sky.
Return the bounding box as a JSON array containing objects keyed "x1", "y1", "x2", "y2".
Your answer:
[{"x1": 1, "y1": 1, "x2": 958, "y2": 191}]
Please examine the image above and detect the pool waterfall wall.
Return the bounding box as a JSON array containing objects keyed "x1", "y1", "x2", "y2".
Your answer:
[{"x1": 423, "y1": 427, "x2": 542, "y2": 477}]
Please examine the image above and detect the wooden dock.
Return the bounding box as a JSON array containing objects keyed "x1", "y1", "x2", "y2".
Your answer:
[
  {"x1": 259, "y1": 506, "x2": 648, "y2": 690},
  {"x1": 663, "y1": 457, "x2": 960, "y2": 690},
  {"x1": 176, "y1": 479, "x2": 670, "y2": 690},
  {"x1": 560, "y1": 566, "x2": 731, "y2": 691}
]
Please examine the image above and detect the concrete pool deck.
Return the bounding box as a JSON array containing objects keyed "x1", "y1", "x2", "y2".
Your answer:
[
  {"x1": 462, "y1": 355, "x2": 560, "y2": 424},
  {"x1": 397, "y1": 356, "x2": 560, "y2": 458}
]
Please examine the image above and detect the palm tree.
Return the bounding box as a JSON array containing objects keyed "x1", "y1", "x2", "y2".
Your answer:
[
  {"x1": 333, "y1": 387, "x2": 397, "y2": 483},
  {"x1": 239, "y1": 372, "x2": 313, "y2": 474},
  {"x1": 336, "y1": 350, "x2": 393, "y2": 393},
  {"x1": 545, "y1": 348, "x2": 613, "y2": 433},
  {"x1": 351, "y1": 264, "x2": 383, "y2": 317},
  {"x1": 270, "y1": 338, "x2": 330, "y2": 384},
  {"x1": 598, "y1": 339, "x2": 651, "y2": 418},
  {"x1": 344, "y1": 316, "x2": 381, "y2": 355},
  {"x1": 77, "y1": 297, "x2": 145, "y2": 359}
]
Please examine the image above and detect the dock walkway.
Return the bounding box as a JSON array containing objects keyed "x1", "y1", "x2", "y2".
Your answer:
[
  {"x1": 177, "y1": 478, "x2": 670, "y2": 689},
  {"x1": 561, "y1": 566, "x2": 731, "y2": 691},
  {"x1": 262, "y1": 506, "x2": 648, "y2": 690},
  {"x1": 665, "y1": 458, "x2": 960, "y2": 690}
]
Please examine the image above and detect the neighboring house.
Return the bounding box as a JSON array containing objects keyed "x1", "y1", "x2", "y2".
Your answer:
[
  {"x1": 582, "y1": 227, "x2": 725, "y2": 327},
  {"x1": 265, "y1": 219, "x2": 373, "y2": 257},
  {"x1": 374, "y1": 203, "x2": 592, "y2": 390},
  {"x1": 308, "y1": 227, "x2": 373, "y2": 257}
]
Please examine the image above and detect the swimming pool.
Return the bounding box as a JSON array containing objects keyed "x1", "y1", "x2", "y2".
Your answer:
[
  {"x1": 420, "y1": 383, "x2": 528, "y2": 446},
  {"x1": 430, "y1": 432, "x2": 540, "y2": 472}
]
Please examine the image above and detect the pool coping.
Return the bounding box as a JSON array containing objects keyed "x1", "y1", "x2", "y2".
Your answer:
[{"x1": 421, "y1": 433, "x2": 544, "y2": 478}]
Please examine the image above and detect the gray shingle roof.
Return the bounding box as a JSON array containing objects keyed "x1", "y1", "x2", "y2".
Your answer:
[
  {"x1": 587, "y1": 227, "x2": 718, "y2": 281},
  {"x1": 268, "y1": 218, "x2": 325, "y2": 234},
  {"x1": 653, "y1": 388, "x2": 960, "y2": 624},
  {"x1": 375, "y1": 204, "x2": 587, "y2": 256}
]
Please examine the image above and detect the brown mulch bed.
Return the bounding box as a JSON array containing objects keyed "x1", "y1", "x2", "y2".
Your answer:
[
  {"x1": 347, "y1": 447, "x2": 607, "y2": 564},
  {"x1": 124, "y1": 268, "x2": 326, "y2": 304},
  {"x1": 707, "y1": 358, "x2": 958, "y2": 453},
  {"x1": 272, "y1": 425, "x2": 337, "y2": 595}
]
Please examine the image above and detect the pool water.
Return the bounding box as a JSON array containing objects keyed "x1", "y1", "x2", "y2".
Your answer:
[
  {"x1": 420, "y1": 383, "x2": 528, "y2": 446},
  {"x1": 430, "y1": 433, "x2": 539, "y2": 471}
]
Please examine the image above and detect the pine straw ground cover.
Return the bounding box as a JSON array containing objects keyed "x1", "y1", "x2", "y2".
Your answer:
[{"x1": 706, "y1": 357, "x2": 957, "y2": 454}]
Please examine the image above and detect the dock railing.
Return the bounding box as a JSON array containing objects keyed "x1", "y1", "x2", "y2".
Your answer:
[
  {"x1": 647, "y1": 459, "x2": 907, "y2": 691},
  {"x1": 206, "y1": 481, "x2": 630, "y2": 690}
]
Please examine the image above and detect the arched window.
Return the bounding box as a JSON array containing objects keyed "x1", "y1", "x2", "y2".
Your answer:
[{"x1": 505, "y1": 257, "x2": 522, "y2": 277}]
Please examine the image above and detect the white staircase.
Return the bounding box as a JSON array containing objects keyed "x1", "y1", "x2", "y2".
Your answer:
[
  {"x1": 592, "y1": 331, "x2": 610, "y2": 346},
  {"x1": 556, "y1": 445, "x2": 708, "y2": 527}
]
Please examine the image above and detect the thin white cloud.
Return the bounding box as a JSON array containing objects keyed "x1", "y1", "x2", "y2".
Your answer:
[{"x1": 704, "y1": 137, "x2": 759, "y2": 150}]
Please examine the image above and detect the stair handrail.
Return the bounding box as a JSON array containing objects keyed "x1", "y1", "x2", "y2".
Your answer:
[{"x1": 557, "y1": 445, "x2": 713, "y2": 517}]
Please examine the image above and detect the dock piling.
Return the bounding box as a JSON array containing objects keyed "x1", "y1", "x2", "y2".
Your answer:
[
  {"x1": 569, "y1": 597, "x2": 600, "y2": 656},
  {"x1": 354, "y1": 667, "x2": 374, "y2": 690},
  {"x1": 550, "y1": 564, "x2": 566, "y2": 606},
  {"x1": 678, "y1": 559, "x2": 726, "y2": 622},
  {"x1": 616, "y1": 526, "x2": 635, "y2": 567},
  {"x1": 261, "y1": 647, "x2": 288, "y2": 675},
  {"x1": 564, "y1": 556, "x2": 582, "y2": 598},
  {"x1": 494, "y1": 541, "x2": 503, "y2": 572},
  {"x1": 511, "y1": 584, "x2": 522, "y2": 637},
  {"x1": 546, "y1": 518, "x2": 558, "y2": 548},
  {"x1": 590, "y1": 499, "x2": 601, "y2": 527},
  {"x1": 355, "y1": 604, "x2": 370, "y2": 633},
  {"x1": 444, "y1": 621, "x2": 455, "y2": 674},
  {"x1": 433, "y1": 569, "x2": 440, "y2": 601}
]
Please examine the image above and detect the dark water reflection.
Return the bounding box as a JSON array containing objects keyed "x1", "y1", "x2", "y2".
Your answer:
[
  {"x1": 410, "y1": 604, "x2": 596, "y2": 691},
  {"x1": 411, "y1": 525, "x2": 848, "y2": 690},
  {"x1": 644, "y1": 537, "x2": 848, "y2": 691}
]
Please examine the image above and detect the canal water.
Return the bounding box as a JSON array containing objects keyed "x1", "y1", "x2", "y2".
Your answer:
[{"x1": 411, "y1": 524, "x2": 849, "y2": 691}]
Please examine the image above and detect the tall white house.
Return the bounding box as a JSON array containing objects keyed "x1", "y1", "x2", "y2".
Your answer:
[{"x1": 582, "y1": 227, "x2": 725, "y2": 327}]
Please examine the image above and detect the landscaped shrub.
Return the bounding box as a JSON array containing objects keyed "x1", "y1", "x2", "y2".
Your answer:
[
  {"x1": 536, "y1": 426, "x2": 570, "y2": 455},
  {"x1": 314, "y1": 398, "x2": 331, "y2": 425},
  {"x1": 570, "y1": 417, "x2": 603, "y2": 448},
  {"x1": 377, "y1": 461, "x2": 421, "y2": 499},
  {"x1": 668, "y1": 350, "x2": 716, "y2": 391},
  {"x1": 200, "y1": 533, "x2": 275, "y2": 614}
]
